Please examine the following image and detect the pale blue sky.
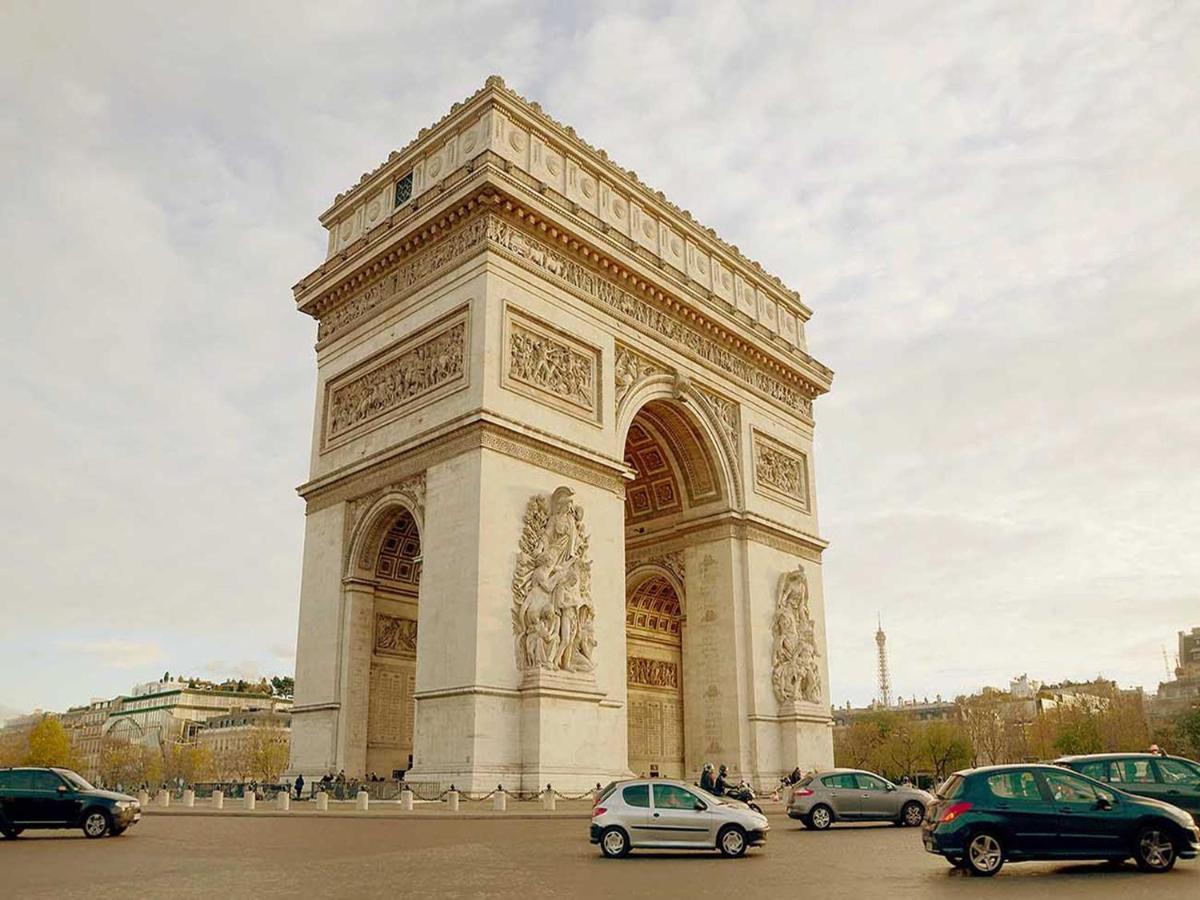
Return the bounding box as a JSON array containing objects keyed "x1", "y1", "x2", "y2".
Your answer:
[{"x1": 1, "y1": 1, "x2": 1197, "y2": 717}]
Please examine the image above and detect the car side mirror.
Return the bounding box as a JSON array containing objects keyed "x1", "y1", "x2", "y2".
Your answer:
[
  {"x1": 56, "y1": 785, "x2": 68, "y2": 793},
  {"x1": 886, "y1": 784, "x2": 897, "y2": 792},
  {"x1": 694, "y1": 800, "x2": 707, "y2": 811},
  {"x1": 1095, "y1": 796, "x2": 1112, "y2": 811}
]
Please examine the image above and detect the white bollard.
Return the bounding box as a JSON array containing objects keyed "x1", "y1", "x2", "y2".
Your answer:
[
  {"x1": 244, "y1": 790, "x2": 256, "y2": 811},
  {"x1": 493, "y1": 789, "x2": 507, "y2": 812},
  {"x1": 400, "y1": 789, "x2": 413, "y2": 811},
  {"x1": 212, "y1": 789, "x2": 224, "y2": 809},
  {"x1": 446, "y1": 790, "x2": 459, "y2": 812},
  {"x1": 137, "y1": 790, "x2": 150, "y2": 806},
  {"x1": 542, "y1": 787, "x2": 556, "y2": 811},
  {"x1": 183, "y1": 789, "x2": 195, "y2": 808},
  {"x1": 315, "y1": 791, "x2": 328, "y2": 811},
  {"x1": 156, "y1": 789, "x2": 170, "y2": 808},
  {"x1": 276, "y1": 791, "x2": 290, "y2": 811},
  {"x1": 356, "y1": 789, "x2": 369, "y2": 811}
]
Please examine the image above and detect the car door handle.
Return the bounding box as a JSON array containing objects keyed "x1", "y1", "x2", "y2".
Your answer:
[
  {"x1": 1058, "y1": 807, "x2": 1073, "y2": 813},
  {"x1": 652, "y1": 812, "x2": 660, "y2": 818}
]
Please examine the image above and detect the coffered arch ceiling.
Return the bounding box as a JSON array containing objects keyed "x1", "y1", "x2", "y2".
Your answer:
[{"x1": 623, "y1": 399, "x2": 723, "y2": 525}]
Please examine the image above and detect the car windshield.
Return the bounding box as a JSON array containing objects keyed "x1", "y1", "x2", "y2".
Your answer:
[
  {"x1": 691, "y1": 785, "x2": 729, "y2": 805},
  {"x1": 58, "y1": 770, "x2": 94, "y2": 791}
]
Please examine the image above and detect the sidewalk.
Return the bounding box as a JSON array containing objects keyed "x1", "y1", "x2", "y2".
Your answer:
[{"x1": 144, "y1": 797, "x2": 787, "y2": 821}]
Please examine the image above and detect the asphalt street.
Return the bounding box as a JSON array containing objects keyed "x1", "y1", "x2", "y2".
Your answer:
[{"x1": 3, "y1": 812, "x2": 1197, "y2": 899}]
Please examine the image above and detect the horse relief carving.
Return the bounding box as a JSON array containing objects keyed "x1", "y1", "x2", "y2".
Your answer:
[{"x1": 511, "y1": 486, "x2": 597, "y2": 675}]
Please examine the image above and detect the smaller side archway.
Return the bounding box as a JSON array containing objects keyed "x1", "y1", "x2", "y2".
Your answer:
[
  {"x1": 343, "y1": 493, "x2": 424, "y2": 780},
  {"x1": 625, "y1": 567, "x2": 686, "y2": 779}
]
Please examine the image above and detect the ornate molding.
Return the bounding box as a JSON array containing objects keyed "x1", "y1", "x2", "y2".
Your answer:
[
  {"x1": 343, "y1": 471, "x2": 427, "y2": 578},
  {"x1": 626, "y1": 550, "x2": 685, "y2": 588},
  {"x1": 771, "y1": 566, "x2": 822, "y2": 705},
  {"x1": 317, "y1": 214, "x2": 488, "y2": 343},
  {"x1": 752, "y1": 429, "x2": 810, "y2": 511},
  {"x1": 511, "y1": 486, "x2": 597, "y2": 675},
  {"x1": 323, "y1": 308, "x2": 468, "y2": 448},
  {"x1": 614, "y1": 342, "x2": 669, "y2": 408},
  {"x1": 485, "y1": 214, "x2": 816, "y2": 421},
  {"x1": 627, "y1": 657, "x2": 679, "y2": 690},
  {"x1": 502, "y1": 305, "x2": 601, "y2": 424},
  {"x1": 374, "y1": 613, "x2": 418, "y2": 658}
]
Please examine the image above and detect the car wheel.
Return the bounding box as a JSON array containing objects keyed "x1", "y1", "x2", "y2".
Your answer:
[
  {"x1": 964, "y1": 831, "x2": 1004, "y2": 877},
  {"x1": 901, "y1": 801, "x2": 925, "y2": 827},
  {"x1": 82, "y1": 809, "x2": 112, "y2": 839},
  {"x1": 1, "y1": 826, "x2": 23, "y2": 839},
  {"x1": 1134, "y1": 825, "x2": 1176, "y2": 873},
  {"x1": 599, "y1": 826, "x2": 630, "y2": 859},
  {"x1": 807, "y1": 804, "x2": 833, "y2": 830},
  {"x1": 718, "y1": 825, "x2": 748, "y2": 858}
]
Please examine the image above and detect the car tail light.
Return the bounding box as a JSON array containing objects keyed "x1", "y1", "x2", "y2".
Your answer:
[
  {"x1": 592, "y1": 807, "x2": 606, "y2": 818},
  {"x1": 793, "y1": 788, "x2": 813, "y2": 797},
  {"x1": 939, "y1": 801, "x2": 972, "y2": 823}
]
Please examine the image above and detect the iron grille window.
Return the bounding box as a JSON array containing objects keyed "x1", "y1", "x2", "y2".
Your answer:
[{"x1": 394, "y1": 171, "x2": 414, "y2": 208}]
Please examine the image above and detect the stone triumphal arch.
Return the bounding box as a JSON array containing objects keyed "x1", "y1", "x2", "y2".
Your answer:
[{"x1": 288, "y1": 77, "x2": 835, "y2": 791}]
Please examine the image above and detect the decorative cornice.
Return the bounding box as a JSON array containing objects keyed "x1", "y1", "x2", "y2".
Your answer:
[
  {"x1": 301, "y1": 416, "x2": 629, "y2": 514},
  {"x1": 320, "y1": 76, "x2": 810, "y2": 322}
]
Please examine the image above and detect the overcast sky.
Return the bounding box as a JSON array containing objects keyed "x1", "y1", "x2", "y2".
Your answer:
[{"x1": 1, "y1": 1, "x2": 1197, "y2": 718}]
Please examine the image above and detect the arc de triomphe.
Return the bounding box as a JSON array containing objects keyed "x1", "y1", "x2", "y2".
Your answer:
[{"x1": 288, "y1": 77, "x2": 835, "y2": 791}]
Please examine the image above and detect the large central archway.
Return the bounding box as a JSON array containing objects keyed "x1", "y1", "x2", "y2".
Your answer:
[{"x1": 622, "y1": 395, "x2": 734, "y2": 780}]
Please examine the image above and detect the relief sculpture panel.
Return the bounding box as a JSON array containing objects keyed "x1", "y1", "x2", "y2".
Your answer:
[
  {"x1": 771, "y1": 565, "x2": 822, "y2": 704},
  {"x1": 752, "y1": 429, "x2": 810, "y2": 511},
  {"x1": 323, "y1": 309, "x2": 468, "y2": 448},
  {"x1": 627, "y1": 656, "x2": 679, "y2": 690},
  {"x1": 511, "y1": 486, "x2": 597, "y2": 674},
  {"x1": 374, "y1": 613, "x2": 418, "y2": 658},
  {"x1": 503, "y1": 306, "x2": 601, "y2": 424}
]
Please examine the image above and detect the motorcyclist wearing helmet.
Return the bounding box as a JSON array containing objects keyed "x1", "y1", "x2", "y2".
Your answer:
[
  {"x1": 714, "y1": 764, "x2": 729, "y2": 795},
  {"x1": 699, "y1": 762, "x2": 716, "y2": 793}
]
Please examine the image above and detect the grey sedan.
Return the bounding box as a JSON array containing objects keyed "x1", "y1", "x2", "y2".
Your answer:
[
  {"x1": 787, "y1": 769, "x2": 931, "y2": 829},
  {"x1": 591, "y1": 779, "x2": 769, "y2": 858}
]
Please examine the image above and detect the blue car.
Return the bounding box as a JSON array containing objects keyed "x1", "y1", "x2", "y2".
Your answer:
[{"x1": 922, "y1": 763, "x2": 1200, "y2": 876}]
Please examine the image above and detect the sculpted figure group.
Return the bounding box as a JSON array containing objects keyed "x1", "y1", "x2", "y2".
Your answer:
[
  {"x1": 512, "y1": 486, "x2": 597, "y2": 674},
  {"x1": 771, "y1": 565, "x2": 822, "y2": 704}
]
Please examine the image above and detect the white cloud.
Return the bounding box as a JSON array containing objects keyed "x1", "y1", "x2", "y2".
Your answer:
[{"x1": 1, "y1": 1, "x2": 1197, "y2": 712}]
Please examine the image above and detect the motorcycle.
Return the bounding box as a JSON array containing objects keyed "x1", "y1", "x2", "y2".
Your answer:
[{"x1": 724, "y1": 781, "x2": 762, "y2": 814}]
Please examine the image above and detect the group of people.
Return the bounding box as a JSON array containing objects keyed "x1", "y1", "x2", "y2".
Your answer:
[{"x1": 699, "y1": 762, "x2": 732, "y2": 796}]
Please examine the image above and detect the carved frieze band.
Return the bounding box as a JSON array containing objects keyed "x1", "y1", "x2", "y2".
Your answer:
[
  {"x1": 374, "y1": 613, "x2": 418, "y2": 658},
  {"x1": 503, "y1": 306, "x2": 601, "y2": 424},
  {"x1": 627, "y1": 656, "x2": 679, "y2": 690},
  {"x1": 319, "y1": 216, "x2": 488, "y2": 343},
  {"x1": 752, "y1": 429, "x2": 810, "y2": 512},
  {"x1": 323, "y1": 308, "x2": 468, "y2": 449},
  {"x1": 486, "y1": 216, "x2": 815, "y2": 421}
]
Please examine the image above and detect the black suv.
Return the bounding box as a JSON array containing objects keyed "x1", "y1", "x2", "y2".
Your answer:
[{"x1": 0, "y1": 767, "x2": 141, "y2": 839}]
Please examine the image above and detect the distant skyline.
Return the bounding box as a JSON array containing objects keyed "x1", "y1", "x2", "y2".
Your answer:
[{"x1": 2, "y1": 1, "x2": 1198, "y2": 715}]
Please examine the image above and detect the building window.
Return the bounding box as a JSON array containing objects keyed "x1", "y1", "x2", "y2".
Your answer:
[{"x1": 394, "y1": 172, "x2": 414, "y2": 207}]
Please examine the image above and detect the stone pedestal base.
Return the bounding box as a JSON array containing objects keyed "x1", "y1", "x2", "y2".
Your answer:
[
  {"x1": 212, "y1": 790, "x2": 223, "y2": 809},
  {"x1": 518, "y1": 668, "x2": 609, "y2": 793},
  {"x1": 315, "y1": 792, "x2": 328, "y2": 811},
  {"x1": 182, "y1": 789, "x2": 195, "y2": 808}
]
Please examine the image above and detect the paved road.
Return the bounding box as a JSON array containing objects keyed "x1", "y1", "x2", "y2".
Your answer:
[{"x1": 3, "y1": 813, "x2": 1196, "y2": 899}]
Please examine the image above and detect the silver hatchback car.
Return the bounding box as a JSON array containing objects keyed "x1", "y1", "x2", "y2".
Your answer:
[
  {"x1": 788, "y1": 768, "x2": 931, "y2": 829},
  {"x1": 591, "y1": 779, "x2": 769, "y2": 858}
]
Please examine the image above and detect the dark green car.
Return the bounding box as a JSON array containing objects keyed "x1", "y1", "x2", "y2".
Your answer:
[
  {"x1": 0, "y1": 767, "x2": 141, "y2": 839},
  {"x1": 922, "y1": 764, "x2": 1199, "y2": 876},
  {"x1": 1056, "y1": 753, "x2": 1200, "y2": 823}
]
